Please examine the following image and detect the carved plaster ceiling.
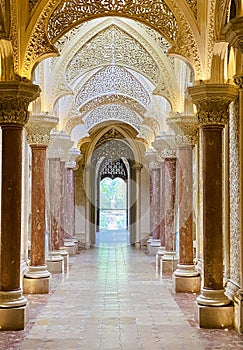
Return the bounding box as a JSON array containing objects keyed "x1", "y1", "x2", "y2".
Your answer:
[
  {"x1": 47, "y1": 0, "x2": 178, "y2": 43},
  {"x1": 75, "y1": 65, "x2": 151, "y2": 109},
  {"x1": 83, "y1": 104, "x2": 142, "y2": 132},
  {"x1": 65, "y1": 25, "x2": 160, "y2": 85}
]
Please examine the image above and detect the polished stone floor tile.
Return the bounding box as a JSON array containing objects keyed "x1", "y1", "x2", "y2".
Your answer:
[{"x1": 1, "y1": 236, "x2": 243, "y2": 349}]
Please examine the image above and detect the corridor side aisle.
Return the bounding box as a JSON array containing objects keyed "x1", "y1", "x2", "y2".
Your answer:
[{"x1": 19, "y1": 242, "x2": 204, "y2": 350}]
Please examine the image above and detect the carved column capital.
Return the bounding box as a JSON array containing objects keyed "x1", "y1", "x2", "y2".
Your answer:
[
  {"x1": 131, "y1": 161, "x2": 143, "y2": 171},
  {"x1": 25, "y1": 114, "x2": 58, "y2": 147},
  {"x1": 188, "y1": 83, "x2": 238, "y2": 126},
  {"x1": 167, "y1": 115, "x2": 199, "y2": 146},
  {"x1": 223, "y1": 16, "x2": 243, "y2": 53},
  {"x1": 0, "y1": 80, "x2": 40, "y2": 126}
]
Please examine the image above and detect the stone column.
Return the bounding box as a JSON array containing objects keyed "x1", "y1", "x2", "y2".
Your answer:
[
  {"x1": 160, "y1": 159, "x2": 165, "y2": 248},
  {"x1": 167, "y1": 115, "x2": 200, "y2": 292},
  {"x1": 23, "y1": 115, "x2": 58, "y2": 294},
  {"x1": 131, "y1": 162, "x2": 142, "y2": 248},
  {"x1": 150, "y1": 163, "x2": 161, "y2": 240},
  {"x1": 64, "y1": 162, "x2": 76, "y2": 240},
  {"x1": 0, "y1": 80, "x2": 40, "y2": 330},
  {"x1": 189, "y1": 83, "x2": 238, "y2": 329}
]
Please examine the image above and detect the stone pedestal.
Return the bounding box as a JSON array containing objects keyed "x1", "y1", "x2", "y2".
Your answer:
[
  {"x1": 194, "y1": 301, "x2": 234, "y2": 329},
  {"x1": 46, "y1": 253, "x2": 64, "y2": 274},
  {"x1": 64, "y1": 241, "x2": 76, "y2": 256},
  {"x1": 156, "y1": 247, "x2": 165, "y2": 272},
  {"x1": 58, "y1": 248, "x2": 69, "y2": 270},
  {"x1": 161, "y1": 252, "x2": 178, "y2": 274},
  {"x1": 23, "y1": 265, "x2": 51, "y2": 294},
  {"x1": 148, "y1": 239, "x2": 161, "y2": 255}
]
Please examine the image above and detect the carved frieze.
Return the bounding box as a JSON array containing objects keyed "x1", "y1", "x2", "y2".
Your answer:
[{"x1": 0, "y1": 80, "x2": 40, "y2": 126}]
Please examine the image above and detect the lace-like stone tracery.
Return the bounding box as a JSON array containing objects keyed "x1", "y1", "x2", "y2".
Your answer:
[
  {"x1": 48, "y1": 0, "x2": 178, "y2": 43},
  {"x1": 66, "y1": 25, "x2": 160, "y2": 85},
  {"x1": 75, "y1": 65, "x2": 151, "y2": 109},
  {"x1": 84, "y1": 104, "x2": 142, "y2": 131}
]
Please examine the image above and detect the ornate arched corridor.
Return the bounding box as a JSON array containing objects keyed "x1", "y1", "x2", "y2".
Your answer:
[{"x1": 1, "y1": 0, "x2": 243, "y2": 346}]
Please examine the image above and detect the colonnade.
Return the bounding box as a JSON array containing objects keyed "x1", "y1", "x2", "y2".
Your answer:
[{"x1": 0, "y1": 81, "x2": 242, "y2": 333}]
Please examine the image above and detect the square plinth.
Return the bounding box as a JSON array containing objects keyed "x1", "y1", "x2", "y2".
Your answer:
[
  {"x1": 161, "y1": 259, "x2": 178, "y2": 274},
  {"x1": 23, "y1": 276, "x2": 51, "y2": 294},
  {"x1": 172, "y1": 275, "x2": 201, "y2": 293},
  {"x1": 0, "y1": 305, "x2": 27, "y2": 330},
  {"x1": 194, "y1": 301, "x2": 234, "y2": 329}
]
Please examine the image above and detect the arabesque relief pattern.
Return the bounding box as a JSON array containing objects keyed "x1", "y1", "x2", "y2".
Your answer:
[
  {"x1": 83, "y1": 104, "x2": 142, "y2": 131},
  {"x1": 229, "y1": 99, "x2": 240, "y2": 287},
  {"x1": 47, "y1": 0, "x2": 178, "y2": 43},
  {"x1": 75, "y1": 65, "x2": 151, "y2": 109},
  {"x1": 65, "y1": 25, "x2": 160, "y2": 85}
]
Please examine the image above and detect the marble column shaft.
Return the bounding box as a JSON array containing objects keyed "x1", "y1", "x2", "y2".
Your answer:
[
  {"x1": 177, "y1": 145, "x2": 194, "y2": 266},
  {"x1": 49, "y1": 158, "x2": 62, "y2": 250},
  {"x1": 30, "y1": 146, "x2": 47, "y2": 266},
  {"x1": 1, "y1": 125, "x2": 23, "y2": 291},
  {"x1": 150, "y1": 167, "x2": 161, "y2": 239},
  {"x1": 160, "y1": 160, "x2": 165, "y2": 247},
  {"x1": 164, "y1": 157, "x2": 177, "y2": 251},
  {"x1": 64, "y1": 167, "x2": 75, "y2": 239}
]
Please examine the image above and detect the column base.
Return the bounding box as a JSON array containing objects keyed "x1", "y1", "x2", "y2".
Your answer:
[
  {"x1": 0, "y1": 290, "x2": 28, "y2": 331},
  {"x1": 0, "y1": 305, "x2": 27, "y2": 331},
  {"x1": 64, "y1": 241, "x2": 76, "y2": 256},
  {"x1": 58, "y1": 248, "x2": 69, "y2": 270},
  {"x1": 233, "y1": 289, "x2": 243, "y2": 333},
  {"x1": 173, "y1": 275, "x2": 201, "y2": 293},
  {"x1": 135, "y1": 242, "x2": 140, "y2": 249},
  {"x1": 148, "y1": 239, "x2": 161, "y2": 256},
  {"x1": 23, "y1": 265, "x2": 51, "y2": 294},
  {"x1": 160, "y1": 252, "x2": 178, "y2": 274},
  {"x1": 46, "y1": 253, "x2": 64, "y2": 273},
  {"x1": 196, "y1": 288, "x2": 231, "y2": 306},
  {"x1": 194, "y1": 301, "x2": 234, "y2": 329},
  {"x1": 155, "y1": 247, "x2": 165, "y2": 272}
]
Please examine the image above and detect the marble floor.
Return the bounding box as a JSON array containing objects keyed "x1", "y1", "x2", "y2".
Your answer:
[{"x1": 1, "y1": 231, "x2": 243, "y2": 349}]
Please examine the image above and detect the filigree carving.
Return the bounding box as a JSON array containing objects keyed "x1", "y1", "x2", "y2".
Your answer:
[
  {"x1": 0, "y1": 80, "x2": 40, "y2": 126},
  {"x1": 229, "y1": 99, "x2": 240, "y2": 286},
  {"x1": 234, "y1": 75, "x2": 243, "y2": 89},
  {"x1": 188, "y1": 84, "x2": 238, "y2": 125},
  {"x1": 92, "y1": 139, "x2": 134, "y2": 163},
  {"x1": 223, "y1": 17, "x2": 243, "y2": 53},
  {"x1": 166, "y1": 115, "x2": 198, "y2": 146},
  {"x1": 186, "y1": 0, "x2": 198, "y2": 18},
  {"x1": 167, "y1": 0, "x2": 202, "y2": 78},
  {"x1": 23, "y1": 2, "x2": 58, "y2": 76},
  {"x1": 75, "y1": 65, "x2": 151, "y2": 109},
  {"x1": 25, "y1": 114, "x2": 58, "y2": 146},
  {"x1": 29, "y1": 0, "x2": 40, "y2": 13},
  {"x1": 66, "y1": 25, "x2": 160, "y2": 86},
  {"x1": 48, "y1": 0, "x2": 178, "y2": 43},
  {"x1": 83, "y1": 104, "x2": 142, "y2": 131},
  {"x1": 74, "y1": 158, "x2": 86, "y2": 206}
]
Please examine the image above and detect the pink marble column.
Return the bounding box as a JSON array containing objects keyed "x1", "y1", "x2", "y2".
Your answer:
[
  {"x1": 64, "y1": 166, "x2": 75, "y2": 239},
  {"x1": 164, "y1": 156, "x2": 176, "y2": 252},
  {"x1": 150, "y1": 166, "x2": 161, "y2": 239},
  {"x1": 59, "y1": 161, "x2": 65, "y2": 247},
  {"x1": 160, "y1": 160, "x2": 165, "y2": 247},
  {"x1": 49, "y1": 158, "x2": 62, "y2": 251},
  {"x1": 24, "y1": 115, "x2": 58, "y2": 294}
]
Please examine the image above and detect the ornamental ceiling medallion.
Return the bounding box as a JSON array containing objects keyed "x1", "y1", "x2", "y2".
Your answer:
[{"x1": 47, "y1": 1, "x2": 179, "y2": 44}]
